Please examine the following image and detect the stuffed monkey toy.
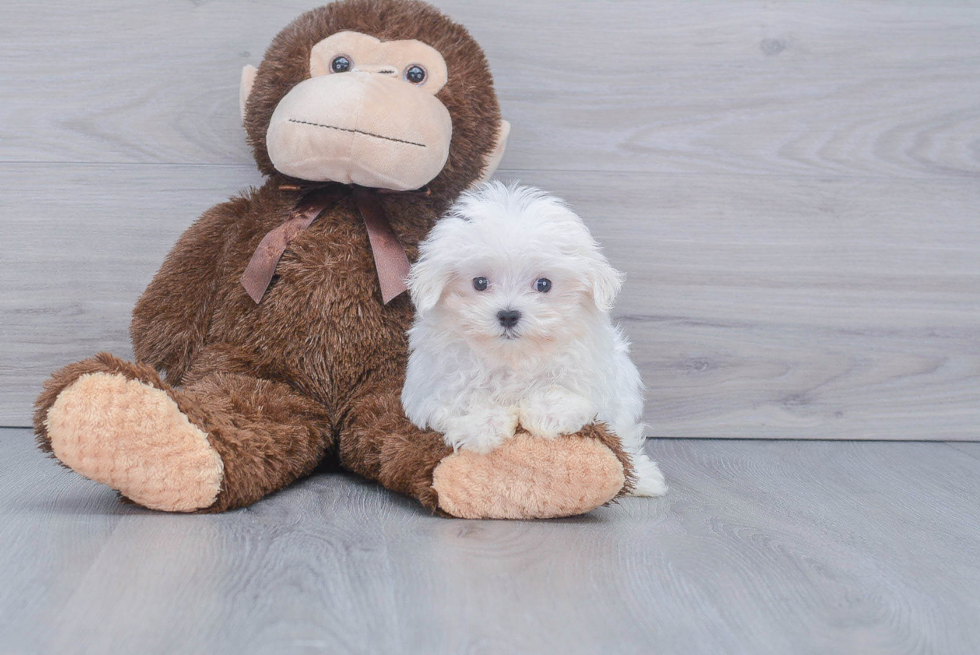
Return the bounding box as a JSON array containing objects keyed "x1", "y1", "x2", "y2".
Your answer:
[{"x1": 34, "y1": 0, "x2": 634, "y2": 519}]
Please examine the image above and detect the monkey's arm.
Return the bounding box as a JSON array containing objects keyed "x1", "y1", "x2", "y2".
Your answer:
[
  {"x1": 131, "y1": 197, "x2": 248, "y2": 385},
  {"x1": 339, "y1": 374, "x2": 633, "y2": 518}
]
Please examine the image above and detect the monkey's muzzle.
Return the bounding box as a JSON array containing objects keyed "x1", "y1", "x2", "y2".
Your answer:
[{"x1": 266, "y1": 72, "x2": 453, "y2": 191}]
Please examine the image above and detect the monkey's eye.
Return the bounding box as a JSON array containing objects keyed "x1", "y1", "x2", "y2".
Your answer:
[
  {"x1": 331, "y1": 55, "x2": 352, "y2": 73},
  {"x1": 473, "y1": 277, "x2": 489, "y2": 292},
  {"x1": 405, "y1": 64, "x2": 427, "y2": 85},
  {"x1": 535, "y1": 278, "x2": 552, "y2": 293}
]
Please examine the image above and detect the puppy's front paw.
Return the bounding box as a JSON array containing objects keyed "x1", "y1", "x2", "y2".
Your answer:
[
  {"x1": 442, "y1": 406, "x2": 519, "y2": 454},
  {"x1": 520, "y1": 389, "x2": 596, "y2": 440}
]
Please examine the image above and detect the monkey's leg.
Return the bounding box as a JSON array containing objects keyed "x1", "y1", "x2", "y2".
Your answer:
[
  {"x1": 35, "y1": 351, "x2": 333, "y2": 512},
  {"x1": 339, "y1": 379, "x2": 635, "y2": 519}
]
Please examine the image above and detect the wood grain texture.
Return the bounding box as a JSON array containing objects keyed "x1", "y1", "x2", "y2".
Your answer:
[
  {"x1": 946, "y1": 441, "x2": 980, "y2": 461},
  {"x1": 0, "y1": 163, "x2": 263, "y2": 425},
  {"x1": 0, "y1": 1, "x2": 978, "y2": 178},
  {"x1": 2, "y1": 428, "x2": 979, "y2": 654},
  {"x1": 1, "y1": 0, "x2": 979, "y2": 437},
  {"x1": 4, "y1": 164, "x2": 978, "y2": 437}
]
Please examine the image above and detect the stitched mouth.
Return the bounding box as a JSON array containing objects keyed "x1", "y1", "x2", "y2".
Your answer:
[{"x1": 288, "y1": 119, "x2": 426, "y2": 148}]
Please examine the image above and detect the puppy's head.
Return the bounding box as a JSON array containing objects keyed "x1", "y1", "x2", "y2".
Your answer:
[{"x1": 409, "y1": 181, "x2": 623, "y2": 354}]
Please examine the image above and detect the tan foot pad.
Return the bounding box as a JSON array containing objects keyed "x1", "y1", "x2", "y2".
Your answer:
[
  {"x1": 45, "y1": 372, "x2": 223, "y2": 512},
  {"x1": 432, "y1": 433, "x2": 625, "y2": 519}
]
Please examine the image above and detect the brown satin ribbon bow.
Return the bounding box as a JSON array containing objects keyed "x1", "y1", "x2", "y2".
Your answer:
[{"x1": 241, "y1": 184, "x2": 414, "y2": 305}]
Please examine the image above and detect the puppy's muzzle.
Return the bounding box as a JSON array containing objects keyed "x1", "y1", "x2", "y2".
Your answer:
[{"x1": 497, "y1": 309, "x2": 521, "y2": 329}]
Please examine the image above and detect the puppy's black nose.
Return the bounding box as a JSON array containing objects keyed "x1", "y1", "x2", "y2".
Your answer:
[{"x1": 497, "y1": 309, "x2": 521, "y2": 329}]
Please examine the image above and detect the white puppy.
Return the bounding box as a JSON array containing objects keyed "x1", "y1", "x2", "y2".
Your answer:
[{"x1": 402, "y1": 182, "x2": 666, "y2": 497}]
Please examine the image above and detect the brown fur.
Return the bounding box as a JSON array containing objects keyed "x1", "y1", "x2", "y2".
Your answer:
[
  {"x1": 243, "y1": 0, "x2": 500, "y2": 207},
  {"x1": 33, "y1": 0, "x2": 633, "y2": 515}
]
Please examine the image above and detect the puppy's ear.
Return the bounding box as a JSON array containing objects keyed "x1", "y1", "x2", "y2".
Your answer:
[
  {"x1": 408, "y1": 256, "x2": 450, "y2": 317},
  {"x1": 587, "y1": 251, "x2": 624, "y2": 313}
]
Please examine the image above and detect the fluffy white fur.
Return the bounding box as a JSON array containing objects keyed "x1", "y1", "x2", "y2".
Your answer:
[{"x1": 402, "y1": 182, "x2": 667, "y2": 497}]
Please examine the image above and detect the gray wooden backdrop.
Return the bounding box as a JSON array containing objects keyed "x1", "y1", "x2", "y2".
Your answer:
[{"x1": 2, "y1": 0, "x2": 978, "y2": 438}]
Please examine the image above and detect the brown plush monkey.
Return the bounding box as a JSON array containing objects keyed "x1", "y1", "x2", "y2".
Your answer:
[{"x1": 34, "y1": 0, "x2": 633, "y2": 519}]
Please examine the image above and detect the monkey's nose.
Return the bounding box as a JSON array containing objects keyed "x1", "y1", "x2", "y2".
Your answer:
[{"x1": 497, "y1": 309, "x2": 521, "y2": 329}]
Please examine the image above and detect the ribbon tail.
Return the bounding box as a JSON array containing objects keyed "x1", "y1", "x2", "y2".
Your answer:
[
  {"x1": 241, "y1": 192, "x2": 341, "y2": 303},
  {"x1": 353, "y1": 187, "x2": 411, "y2": 304},
  {"x1": 241, "y1": 223, "x2": 293, "y2": 303}
]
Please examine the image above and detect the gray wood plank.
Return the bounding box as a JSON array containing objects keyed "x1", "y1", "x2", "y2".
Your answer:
[
  {"x1": 0, "y1": 1, "x2": 978, "y2": 179},
  {"x1": 2, "y1": 1, "x2": 979, "y2": 437},
  {"x1": 0, "y1": 163, "x2": 263, "y2": 425},
  {"x1": 2, "y1": 428, "x2": 979, "y2": 654},
  {"x1": 0, "y1": 430, "x2": 136, "y2": 654},
  {"x1": 946, "y1": 441, "x2": 980, "y2": 461},
  {"x1": 4, "y1": 164, "x2": 978, "y2": 439}
]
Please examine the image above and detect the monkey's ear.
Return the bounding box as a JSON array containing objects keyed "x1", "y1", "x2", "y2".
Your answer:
[
  {"x1": 471, "y1": 120, "x2": 510, "y2": 187},
  {"x1": 239, "y1": 64, "x2": 258, "y2": 122}
]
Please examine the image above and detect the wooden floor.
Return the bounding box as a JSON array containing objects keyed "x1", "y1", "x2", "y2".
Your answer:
[
  {"x1": 3, "y1": 428, "x2": 979, "y2": 654},
  {"x1": 2, "y1": 2, "x2": 979, "y2": 652}
]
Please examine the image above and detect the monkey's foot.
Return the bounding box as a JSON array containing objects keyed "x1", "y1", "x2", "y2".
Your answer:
[
  {"x1": 42, "y1": 370, "x2": 223, "y2": 512},
  {"x1": 431, "y1": 432, "x2": 626, "y2": 519}
]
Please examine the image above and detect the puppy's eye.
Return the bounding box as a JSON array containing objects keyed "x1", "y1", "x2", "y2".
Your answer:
[
  {"x1": 405, "y1": 64, "x2": 427, "y2": 84},
  {"x1": 473, "y1": 277, "x2": 489, "y2": 292},
  {"x1": 535, "y1": 278, "x2": 552, "y2": 293},
  {"x1": 331, "y1": 55, "x2": 352, "y2": 73}
]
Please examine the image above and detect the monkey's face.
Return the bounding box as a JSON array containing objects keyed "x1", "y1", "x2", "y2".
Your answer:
[
  {"x1": 241, "y1": 1, "x2": 508, "y2": 200},
  {"x1": 266, "y1": 31, "x2": 453, "y2": 191}
]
